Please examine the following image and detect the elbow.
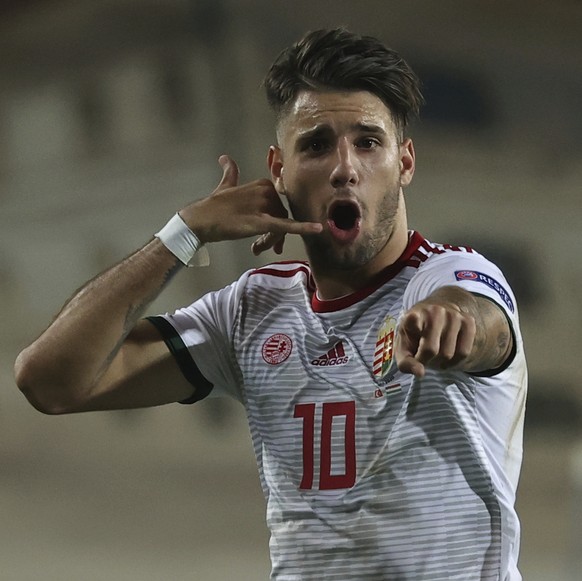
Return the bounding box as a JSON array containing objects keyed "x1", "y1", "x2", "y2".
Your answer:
[{"x1": 14, "y1": 349, "x2": 78, "y2": 415}]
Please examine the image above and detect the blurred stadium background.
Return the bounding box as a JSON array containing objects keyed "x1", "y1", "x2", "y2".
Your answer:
[{"x1": 1, "y1": 1, "x2": 581, "y2": 579}]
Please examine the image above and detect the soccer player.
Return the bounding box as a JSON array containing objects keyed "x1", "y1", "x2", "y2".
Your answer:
[{"x1": 15, "y1": 28, "x2": 527, "y2": 580}]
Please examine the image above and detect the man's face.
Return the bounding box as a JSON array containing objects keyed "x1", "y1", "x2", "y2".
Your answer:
[{"x1": 269, "y1": 90, "x2": 415, "y2": 271}]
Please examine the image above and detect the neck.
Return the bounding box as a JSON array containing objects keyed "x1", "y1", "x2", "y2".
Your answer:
[{"x1": 310, "y1": 201, "x2": 409, "y2": 301}]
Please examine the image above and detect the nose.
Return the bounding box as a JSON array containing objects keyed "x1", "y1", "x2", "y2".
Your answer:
[{"x1": 329, "y1": 138, "x2": 359, "y2": 188}]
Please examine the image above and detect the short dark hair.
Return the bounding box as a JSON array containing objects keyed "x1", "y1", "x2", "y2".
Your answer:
[{"x1": 264, "y1": 28, "x2": 424, "y2": 137}]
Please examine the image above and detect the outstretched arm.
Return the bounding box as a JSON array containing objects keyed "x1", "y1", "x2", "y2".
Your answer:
[
  {"x1": 394, "y1": 285, "x2": 513, "y2": 378},
  {"x1": 14, "y1": 156, "x2": 322, "y2": 414}
]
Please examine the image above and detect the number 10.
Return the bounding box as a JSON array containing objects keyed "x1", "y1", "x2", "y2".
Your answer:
[{"x1": 293, "y1": 400, "x2": 356, "y2": 490}]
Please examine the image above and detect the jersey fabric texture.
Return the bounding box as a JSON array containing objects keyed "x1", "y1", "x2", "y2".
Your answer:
[{"x1": 148, "y1": 231, "x2": 527, "y2": 581}]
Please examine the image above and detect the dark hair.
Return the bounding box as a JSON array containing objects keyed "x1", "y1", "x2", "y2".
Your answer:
[{"x1": 264, "y1": 28, "x2": 424, "y2": 137}]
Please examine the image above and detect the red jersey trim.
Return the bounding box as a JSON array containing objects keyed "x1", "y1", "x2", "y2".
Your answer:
[
  {"x1": 248, "y1": 233, "x2": 472, "y2": 314},
  {"x1": 311, "y1": 231, "x2": 426, "y2": 313},
  {"x1": 249, "y1": 262, "x2": 316, "y2": 292}
]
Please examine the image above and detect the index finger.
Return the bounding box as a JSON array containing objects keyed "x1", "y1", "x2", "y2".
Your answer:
[
  {"x1": 259, "y1": 215, "x2": 323, "y2": 236},
  {"x1": 396, "y1": 355, "x2": 426, "y2": 378},
  {"x1": 394, "y1": 312, "x2": 426, "y2": 377}
]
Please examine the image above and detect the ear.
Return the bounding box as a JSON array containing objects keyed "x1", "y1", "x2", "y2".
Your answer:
[
  {"x1": 399, "y1": 138, "x2": 416, "y2": 187},
  {"x1": 268, "y1": 145, "x2": 286, "y2": 195}
]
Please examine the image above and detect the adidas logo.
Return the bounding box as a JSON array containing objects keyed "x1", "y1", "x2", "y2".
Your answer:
[{"x1": 311, "y1": 341, "x2": 349, "y2": 367}]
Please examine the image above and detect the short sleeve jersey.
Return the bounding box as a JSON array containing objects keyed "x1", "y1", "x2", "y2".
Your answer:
[{"x1": 149, "y1": 231, "x2": 527, "y2": 581}]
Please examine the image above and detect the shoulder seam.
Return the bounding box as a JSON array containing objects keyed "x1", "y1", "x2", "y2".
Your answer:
[
  {"x1": 411, "y1": 241, "x2": 474, "y2": 263},
  {"x1": 249, "y1": 263, "x2": 315, "y2": 291}
]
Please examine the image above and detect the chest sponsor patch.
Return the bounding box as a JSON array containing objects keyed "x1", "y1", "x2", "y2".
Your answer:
[
  {"x1": 262, "y1": 333, "x2": 293, "y2": 365},
  {"x1": 454, "y1": 270, "x2": 515, "y2": 313}
]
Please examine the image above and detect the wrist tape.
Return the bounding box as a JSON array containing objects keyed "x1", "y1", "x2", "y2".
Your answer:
[{"x1": 155, "y1": 213, "x2": 210, "y2": 267}]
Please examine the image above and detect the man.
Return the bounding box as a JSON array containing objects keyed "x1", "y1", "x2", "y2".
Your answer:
[{"x1": 15, "y1": 28, "x2": 526, "y2": 580}]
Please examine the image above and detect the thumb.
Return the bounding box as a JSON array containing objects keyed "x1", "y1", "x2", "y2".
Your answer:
[{"x1": 217, "y1": 155, "x2": 240, "y2": 188}]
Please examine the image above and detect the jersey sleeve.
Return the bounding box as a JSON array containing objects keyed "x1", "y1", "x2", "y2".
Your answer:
[
  {"x1": 404, "y1": 251, "x2": 517, "y2": 317},
  {"x1": 402, "y1": 251, "x2": 521, "y2": 375},
  {"x1": 148, "y1": 270, "x2": 251, "y2": 403}
]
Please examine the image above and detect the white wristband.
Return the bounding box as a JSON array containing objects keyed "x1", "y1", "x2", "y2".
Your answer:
[{"x1": 155, "y1": 213, "x2": 210, "y2": 267}]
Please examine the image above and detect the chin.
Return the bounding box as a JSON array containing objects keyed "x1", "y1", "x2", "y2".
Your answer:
[{"x1": 307, "y1": 235, "x2": 380, "y2": 272}]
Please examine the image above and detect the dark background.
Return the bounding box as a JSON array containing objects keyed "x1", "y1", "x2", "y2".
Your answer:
[{"x1": 1, "y1": 1, "x2": 581, "y2": 579}]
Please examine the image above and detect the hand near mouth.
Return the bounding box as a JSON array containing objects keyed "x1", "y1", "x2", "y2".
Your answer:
[
  {"x1": 179, "y1": 155, "x2": 323, "y2": 249},
  {"x1": 251, "y1": 198, "x2": 362, "y2": 255},
  {"x1": 251, "y1": 231, "x2": 287, "y2": 256}
]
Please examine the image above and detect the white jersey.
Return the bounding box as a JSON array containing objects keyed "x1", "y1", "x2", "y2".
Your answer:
[{"x1": 149, "y1": 231, "x2": 527, "y2": 581}]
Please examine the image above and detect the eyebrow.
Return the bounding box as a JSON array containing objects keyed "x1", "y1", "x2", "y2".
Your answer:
[
  {"x1": 356, "y1": 123, "x2": 387, "y2": 135},
  {"x1": 296, "y1": 122, "x2": 387, "y2": 142}
]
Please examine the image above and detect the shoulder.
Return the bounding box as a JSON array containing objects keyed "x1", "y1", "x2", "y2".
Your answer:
[
  {"x1": 407, "y1": 236, "x2": 479, "y2": 268},
  {"x1": 184, "y1": 261, "x2": 313, "y2": 315},
  {"x1": 247, "y1": 260, "x2": 315, "y2": 292},
  {"x1": 407, "y1": 235, "x2": 501, "y2": 279},
  {"x1": 406, "y1": 235, "x2": 517, "y2": 316}
]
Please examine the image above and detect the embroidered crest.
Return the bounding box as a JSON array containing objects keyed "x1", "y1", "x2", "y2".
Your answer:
[
  {"x1": 373, "y1": 315, "x2": 397, "y2": 378},
  {"x1": 262, "y1": 333, "x2": 293, "y2": 365}
]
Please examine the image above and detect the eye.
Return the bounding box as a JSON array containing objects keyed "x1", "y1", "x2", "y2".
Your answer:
[
  {"x1": 304, "y1": 139, "x2": 329, "y2": 154},
  {"x1": 357, "y1": 137, "x2": 381, "y2": 150}
]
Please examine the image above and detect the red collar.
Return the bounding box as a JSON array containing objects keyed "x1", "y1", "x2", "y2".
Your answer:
[{"x1": 311, "y1": 231, "x2": 424, "y2": 313}]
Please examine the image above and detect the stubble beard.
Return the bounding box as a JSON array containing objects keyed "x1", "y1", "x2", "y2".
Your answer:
[{"x1": 296, "y1": 184, "x2": 402, "y2": 273}]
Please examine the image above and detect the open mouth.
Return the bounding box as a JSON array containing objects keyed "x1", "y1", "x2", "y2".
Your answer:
[
  {"x1": 332, "y1": 204, "x2": 358, "y2": 230},
  {"x1": 327, "y1": 200, "x2": 361, "y2": 242}
]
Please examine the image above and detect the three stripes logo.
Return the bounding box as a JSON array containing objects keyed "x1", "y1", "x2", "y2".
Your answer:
[{"x1": 311, "y1": 341, "x2": 349, "y2": 367}]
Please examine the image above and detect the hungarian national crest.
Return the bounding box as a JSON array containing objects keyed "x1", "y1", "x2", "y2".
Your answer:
[{"x1": 373, "y1": 315, "x2": 397, "y2": 379}]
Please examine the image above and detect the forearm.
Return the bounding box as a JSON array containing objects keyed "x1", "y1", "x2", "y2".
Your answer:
[
  {"x1": 15, "y1": 155, "x2": 323, "y2": 413},
  {"x1": 14, "y1": 238, "x2": 181, "y2": 411},
  {"x1": 420, "y1": 286, "x2": 512, "y2": 372},
  {"x1": 396, "y1": 285, "x2": 513, "y2": 377}
]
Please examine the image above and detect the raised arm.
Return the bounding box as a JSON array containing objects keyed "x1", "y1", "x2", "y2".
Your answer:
[
  {"x1": 394, "y1": 285, "x2": 513, "y2": 378},
  {"x1": 14, "y1": 156, "x2": 322, "y2": 414}
]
